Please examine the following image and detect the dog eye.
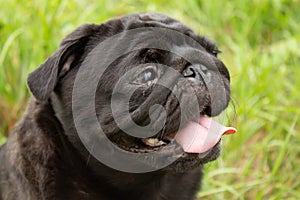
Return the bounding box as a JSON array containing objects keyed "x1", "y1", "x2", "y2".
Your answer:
[{"x1": 134, "y1": 67, "x2": 157, "y2": 85}]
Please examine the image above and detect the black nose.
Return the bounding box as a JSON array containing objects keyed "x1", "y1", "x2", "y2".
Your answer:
[{"x1": 183, "y1": 64, "x2": 210, "y2": 84}]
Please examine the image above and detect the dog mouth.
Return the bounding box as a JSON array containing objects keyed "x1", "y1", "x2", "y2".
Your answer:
[{"x1": 115, "y1": 116, "x2": 236, "y2": 154}]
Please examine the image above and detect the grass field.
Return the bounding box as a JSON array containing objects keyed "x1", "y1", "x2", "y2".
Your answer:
[{"x1": 0, "y1": 0, "x2": 299, "y2": 199}]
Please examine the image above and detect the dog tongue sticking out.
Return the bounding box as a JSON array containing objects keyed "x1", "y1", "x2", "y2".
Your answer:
[{"x1": 175, "y1": 117, "x2": 236, "y2": 153}]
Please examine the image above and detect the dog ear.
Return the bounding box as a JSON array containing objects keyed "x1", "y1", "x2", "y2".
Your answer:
[{"x1": 27, "y1": 24, "x2": 99, "y2": 101}]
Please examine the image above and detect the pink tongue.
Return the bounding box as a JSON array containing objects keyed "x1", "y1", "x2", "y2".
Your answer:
[{"x1": 175, "y1": 117, "x2": 236, "y2": 153}]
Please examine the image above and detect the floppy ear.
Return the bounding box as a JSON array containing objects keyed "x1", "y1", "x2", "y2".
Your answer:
[{"x1": 27, "y1": 24, "x2": 99, "y2": 101}]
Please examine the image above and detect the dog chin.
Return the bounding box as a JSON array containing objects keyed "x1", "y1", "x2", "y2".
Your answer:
[{"x1": 163, "y1": 141, "x2": 222, "y2": 173}]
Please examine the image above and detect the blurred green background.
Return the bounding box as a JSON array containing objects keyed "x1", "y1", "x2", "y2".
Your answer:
[{"x1": 0, "y1": 0, "x2": 299, "y2": 199}]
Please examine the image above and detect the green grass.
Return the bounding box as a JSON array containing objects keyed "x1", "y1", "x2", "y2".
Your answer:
[{"x1": 0, "y1": 0, "x2": 299, "y2": 199}]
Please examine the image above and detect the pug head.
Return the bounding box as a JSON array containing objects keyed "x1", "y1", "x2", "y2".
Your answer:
[{"x1": 27, "y1": 13, "x2": 235, "y2": 173}]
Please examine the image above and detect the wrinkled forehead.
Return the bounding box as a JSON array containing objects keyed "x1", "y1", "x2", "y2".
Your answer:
[
  {"x1": 133, "y1": 28, "x2": 205, "y2": 50},
  {"x1": 102, "y1": 13, "x2": 215, "y2": 51},
  {"x1": 101, "y1": 27, "x2": 211, "y2": 61}
]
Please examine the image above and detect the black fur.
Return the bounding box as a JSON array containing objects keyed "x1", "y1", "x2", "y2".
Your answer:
[{"x1": 0, "y1": 13, "x2": 231, "y2": 200}]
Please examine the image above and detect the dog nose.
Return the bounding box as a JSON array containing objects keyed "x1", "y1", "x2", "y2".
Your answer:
[{"x1": 183, "y1": 64, "x2": 211, "y2": 84}]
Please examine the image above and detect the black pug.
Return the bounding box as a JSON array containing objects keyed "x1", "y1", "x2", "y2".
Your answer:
[{"x1": 0, "y1": 13, "x2": 236, "y2": 200}]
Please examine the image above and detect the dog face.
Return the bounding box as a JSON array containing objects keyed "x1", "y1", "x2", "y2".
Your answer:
[{"x1": 27, "y1": 13, "x2": 232, "y2": 173}]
